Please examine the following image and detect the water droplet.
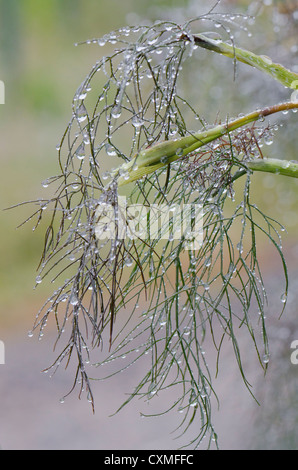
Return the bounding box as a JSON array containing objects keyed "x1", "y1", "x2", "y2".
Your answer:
[
  {"x1": 70, "y1": 293, "x2": 79, "y2": 306},
  {"x1": 105, "y1": 143, "x2": 117, "y2": 156},
  {"x1": 264, "y1": 135, "x2": 274, "y2": 146},
  {"x1": 35, "y1": 275, "x2": 42, "y2": 284},
  {"x1": 42, "y1": 179, "x2": 49, "y2": 188},
  {"x1": 280, "y1": 292, "x2": 287, "y2": 303},
  {"x1": 204, "y1": 257, "x2": 211, "y2": 267},
  {"x1": 111, "y1": 105, "x2": 122, "y2": 119},
  {"x1": 102, "y1": 171, "x2": 110, "y2": 180},
  {"x1": 263, "y1": 353, "x2": 270, "y2": 364},
  {"x1": 78, "y1": 90, "x2": 87, "y2": 100},
  {"x1": 28, "y1": 330, "x2": 34, "y2": 338},
  {"x1": 260, "y1": 55, "x2": 273, "y2": 65},
  {"x1": 59, "y1": 294, "x2": 69, "y2": 303},
  {"x1": 98, "y1": 37, "x2": 106, "y2": 46},
  {"x1": 132, "y1": 115, "x2": 145, "y2": 128},
  {"x1": 108, "y1": 31, "x2": 117, "y2": 44},
  {"x1": 237, "y1": 242, "x2": 243, "y2": 254},
  {"x1": 125, "y1": 256, "x2": 133, "y2": 267},
  {"x1": 76, "y1": 142, "x2": 85, "y2": 160},
  {"x1": 76, "y1": 103, "x2": 88, "y2": 123}
]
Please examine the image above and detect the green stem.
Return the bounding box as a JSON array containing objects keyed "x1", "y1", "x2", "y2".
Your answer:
[
  {"x1": 115, "y1": 101, "x2": 298, "y2": 186},
  {"x1": 230, "y1": 158, "x2": 298, "y2": 189},
  {"x1": 188, "y1": 33, "x2": 298, "y2": 89},
  {"x1": 247, "y1": 158, "x2": 298, "y2": 178}
]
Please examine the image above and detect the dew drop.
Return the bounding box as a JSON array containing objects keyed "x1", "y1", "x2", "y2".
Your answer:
[
  {"x1": 98, "y1": 37, "x2": 106, "y2": 46},
  {"x1": 132, "y1": 115, "x2": 145, "y2": 128},
  {"x1": 102, "y1": 171, "x2": 110, "y2": 180},
  {"x1": 263, "y1": 353, "x2": 270, "y2": 364},
  {"x1": 264, "y1": 135, "x2": 274, "y2": 146},
  {"x1": 105, "y1": 143, "x2": 117, "y2": 156},
  {"x1": 76, "y1": 142, "x2": 85, "y2": 160},
  {"x1": 72, "y1": 182, "x2": 80, "y2": 190},
  {"x1": 111, "y1": 105, "x2": 122, "y2": 119},
  {"x1": 76, "y1": 103, "x2": 88, "y2": 123},
  {"x1": 260, "y1": 55, "x2": 273, "y2": 65},
  {"x1": 70, "y1": 293, "x2": 79, "y2": 306},
  {"x1": 125, "y1": 256, "x2": 133, "y2": 267},
  {"x1": 78, "y1": 91, "x2": 87, "y2": 100},
  {"x1": 204, "y1": 257, "x2": 211, "y2": 267},
  {"x1": 280, "y1": 292, "x2": 287, "y2": 303}
]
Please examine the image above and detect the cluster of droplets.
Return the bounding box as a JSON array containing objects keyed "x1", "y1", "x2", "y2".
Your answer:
[{"x1": 66, "y1": 21, "x2": 199, "y2": 188}]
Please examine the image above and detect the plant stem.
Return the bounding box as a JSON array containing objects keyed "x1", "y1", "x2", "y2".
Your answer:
[
  {"x1": 247, "y1": 158, "x2": 298, "y2": 178},
  {"x1": 115, "y1": 101, "x2": 298, "y2": 186},
  {"x1": 185, "y1": 33, "x2": 298, "y2": 89}
]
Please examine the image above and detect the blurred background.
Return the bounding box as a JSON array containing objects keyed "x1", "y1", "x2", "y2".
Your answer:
[{"x1": 1, "y1": 0, "x2": 298, "y2": 450}]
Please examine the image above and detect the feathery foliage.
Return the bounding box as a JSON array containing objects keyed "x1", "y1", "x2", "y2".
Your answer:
[{"x1": 16, "y1": 4, "x2": 298, "y2": 448}]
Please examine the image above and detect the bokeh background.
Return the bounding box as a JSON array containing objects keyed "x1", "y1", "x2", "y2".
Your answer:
[{"x1": 1, "y1": 0, "x2": 298, "y2": 450}]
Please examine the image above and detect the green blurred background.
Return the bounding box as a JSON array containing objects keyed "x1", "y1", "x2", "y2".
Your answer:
[{"x1": 1, "y1": 0, "x2": 298, "y2": 450}]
